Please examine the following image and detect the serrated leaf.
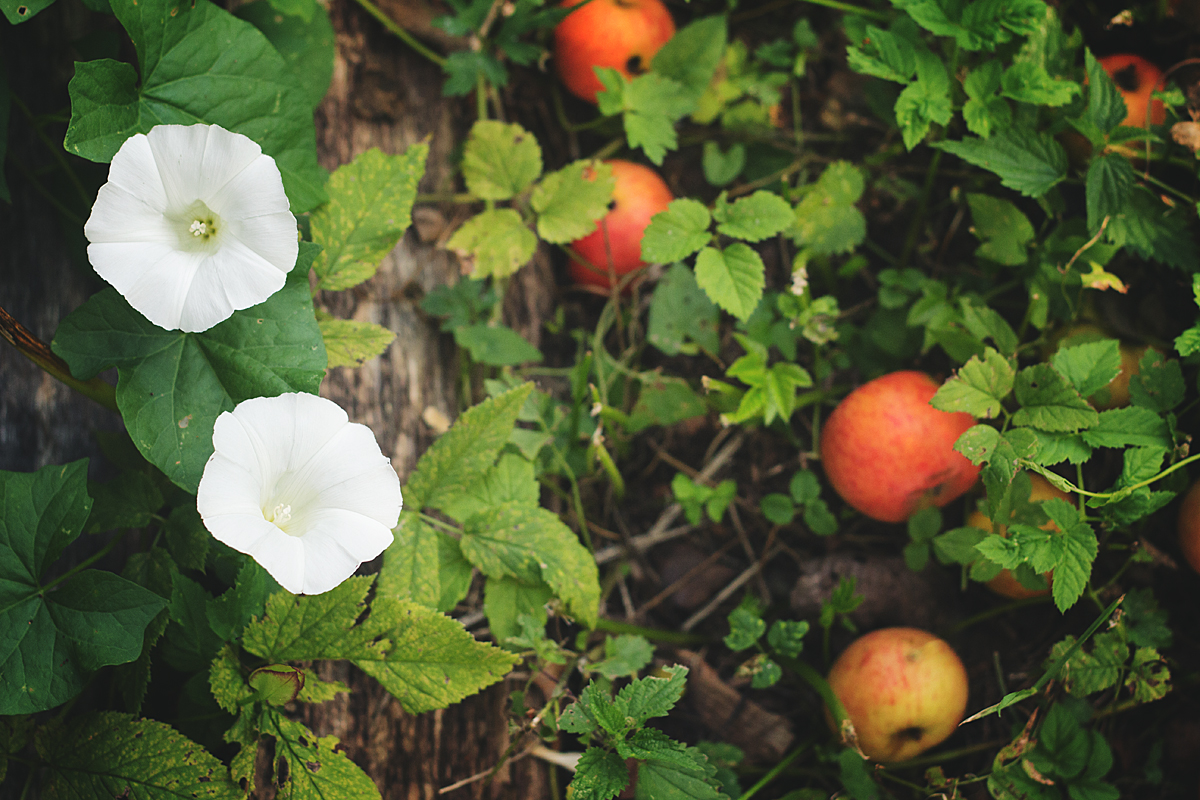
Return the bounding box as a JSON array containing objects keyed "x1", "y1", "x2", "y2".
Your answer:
[
  {"x1": 0, "y1": 462, "x2": 166, "y2": 714},
  {"x1": 592, "y1": 634, "x2": 655, "y2": 679},
  {"x1": 792, "y1": 161, "x2": 866, "y2": 255},
  {"x1": 446, "y1": 208, "x2": 538, "y2": 279},
  {"x1": 404, "y1": 383, "x2": 533, "y2": 512},
  {"x1": 1047, "y1": 632, "x2": 1125, "y2": 697},
  {"x1": 483, "y1": 576, "x2": 553, "y2": 645},
  {"x1": 845, "y1": 24, "x2": 917, "y2": 83},
  {"x1": 598, "y1": 70, "x2": 694, "y2": 165},
  {"x1": 243, "y1": 578, "x2": 380, "y2": 661},
  {"x1": 954, "y1": 424, "x2": 1001, "y2": 465},
  {"x1": 532, "y1": 160, "x2": 615, "y2": 243},
  {"x1": 1130, "y1": 349, "x2": 1184, "y2": 413},
  {"x1": 651, "y1": 15, "x2": 727, "y2": 102},
  {"x1": 311, "y1": 145, "x2": 427, "y2": 290},
  {"x1": 569, "y1": 748, "x2": 629, "y2": 800},
  {"x1": 1029, "y1": 430, "x2": 1092, "y2": 466},
  {"x1": 934, "y1": 128, "x2": 1066, "y2": 198},
  {"x1": 261, "y1": 712, "x2": 379, "y2": 800},
  {"x1": 1084, "y1": 154, "x2": 1135, "y2": 236},
  {"x1": 38, "y1": 712, "x2": 239, "y2": 799},
  {"x1": 63, "y1": 0, "x2": 327, "y2": 212},
  {"x1": 694, "y1": 244, "x2": 765, "y2": 322},
  {"x1": 713, "y1": 191, "x2": 794, "y2": 242},
  {"x1": 642, "y1": 198, "x2": 712, "y2": 263},
  {"x1": 1051, "y1": 339, "x2": 1122, "y2": 399},
  {"x1": 647, "y1": 263, "x2": 720, "y2": 356},
  {"x1": 461, "y1": 120, "x2": 542, "y2": 200},
  {"x1": 1079, "y1": 407, "x2": 1170, "y2": 449},
  {"x1": 1084, "y1": 49, "x2": 1128, "y2": 136},
  {"x1": 932, "y1": 347, "x2": 1014, "y2": 418},
  {"x1": 999, "y1": 60, "x2": 1079, "y2": 106},
  {"x1": 894, "y1": 47, "x2": 953, "y2": 150},
  {"x1": 453, "y1": 323, "x2": 542, "y2": 366},
  {"x1": 318, "y1": 317, "x2": 396, "y2": 368},
  {"x1": 966, "y1": 193, "x2": 1034, "y2": 265},
  {"x1": 52, "y1": 262, "x2": 326, "y2": 493},
  {"x1": 1012, "y1": 363, "x2": 1098, "y2": 432},
  {"x1": 378, "y1": 513, "x2": 441, "y2": 609},
  {"x1": 1105, "y1": 186, "x2": 1199, "y2": 271},
  {"x1": 620, "y1": 664, "x2": 688, "y2": 725},
  {"x1": 460, "y1": 502, "x2": 599, "y2": 627},
  {"x1": 724, "y1": 607, "x2": 765, "y2": 651},
  {"x1": 635, "y1": 742, "x2": 727, "y2": 800},
  {"x1": 1126, "y1": 647, "x2": 1170, "y2": 704}
]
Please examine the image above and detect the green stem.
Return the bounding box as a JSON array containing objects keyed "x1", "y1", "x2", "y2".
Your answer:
[
  {"x1": 0, "y1": 306, "x2": 118, "y2": 413},
  {"x1": 419, "y1": 512, "x2": 463, "y2": 536},
  {"x1": 898, "y1": 149, "x2": 942, "y2": 269},
  {"x1": 777, "y1": 655, "x2": 850, "y2": 732},
  {"x1": 593, "y1": 617, "x2": 707, "y2": 643},
  {"x1": 796, "y1": 0, "x2": 890, "y2": 21},
  {"x1": 1140, "y1": 171, "x2": 1198, "y2": 206},
  {"x1": 735, "y1": 743, "x2": 809, "y2": 800},
  {"x1": 1023, "y1": 453, "x2": 1200, "y2": 498},
  {"x1": 350, "y1": 0, "x2": 448, "y2": 66},
  {"x1": 549, "y1": 441, "x2": 592, "y2": 552}
]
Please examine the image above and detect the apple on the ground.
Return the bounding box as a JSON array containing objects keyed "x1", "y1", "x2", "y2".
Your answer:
[{"x1": 553, "y1": 0, "x2": 675, "y2": 105}]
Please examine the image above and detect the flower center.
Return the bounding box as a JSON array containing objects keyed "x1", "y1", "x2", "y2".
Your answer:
[
  {"x1": 267, "y1": 501, "x2": 303, "y2": 535},
  {"x1": 171, "y1": 200, "x2": 223, "y2": 251}
]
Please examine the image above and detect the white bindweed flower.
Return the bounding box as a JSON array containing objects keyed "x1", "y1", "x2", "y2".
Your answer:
[
  {"x1": 85, "y1": 124, "x2": 299, "y2": 333},
  {"x1": 196, "y1": 393, "x2": 402, "y2": 595}
]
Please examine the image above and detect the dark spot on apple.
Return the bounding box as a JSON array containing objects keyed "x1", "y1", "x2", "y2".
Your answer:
[
  {"x1": 626, "y1": 55, "x2": 645, "y2": 75},
  {"x1": 896, "y1": 726, "x2": 925, "y2": 742},
  {"x1": 1112, "y1": 64, "x2": 1140, "y2": 93},
  {"x1": 607, "y1": 199, "x2": 617, "y2": 211}
]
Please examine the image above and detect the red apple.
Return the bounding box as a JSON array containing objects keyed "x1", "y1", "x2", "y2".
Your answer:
[
  {"x1": 1176, "y1": 479, "x2": 1200, "y2": 574},
  {"x1": 966, "y1": 473, "x2": 1069, "y2": 600},
  {"x1": 827, "y1": 627, "x2": 969, "y2": 763},
  {"x1": 1100, "y1": 54, "x2": 1166, "y2": 128},
  {"x1": 553, "y1": 0, "x2": 675, "y2": 105},
  {"x1": 568, "y1": 160, "x2": 673, "y2": 291},
  {"x1": 820, "y1": 371, "x2": 980, "y2": 523}
]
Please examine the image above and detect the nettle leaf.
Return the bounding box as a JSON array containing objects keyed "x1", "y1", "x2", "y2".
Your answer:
[
  {"x1": 1080, "y1": 407, "x2": 1171, "y2": 449},
  {"x1": 354, "y1": 597, "x2": 518, "y2": 713},
  {"x1": 460, "y1": 502, "x2": 599, "y2": 628},
  {"x1": 570, "y1": 748, "x2": 629, "y2": 800},
  {"x1": 1051, "y1": 339, "x2": 1122, "y2": 399},
  {"x1": 894, "y1": 46, "x2": 953, "y2": 150},
  {"x1": 260, "y1": 712, "x2": 379, "y2": 800},
  {"x1": 845, "y1": 24, "x2": 918, "y2": 83},
  {"x1": 1011, "y1": 363, "x2": 1098, "y2": 433},
  {"x1": 441, "y1": 50, "x2": 508, "y2": 97},
  {"x1": 533, "y1": 160, "x2": 615, "y2": 243},
  {"x1": 999, "y1": 60, "x2": 1079, "y2": 106},
  {"x1": 310, "y1": 145, "x2": 428, "y2": 291},
  {"x1": 1106, "y1": 186, "x2": 1199, "y2": 271},
  {"x1": 966, "y1": 193, "x2": 1034, "y2": 266},
  {"x1": 620, "y1": 664, "x2": 689, "y2": 724},
  {"x1": 1085, "y1": 154, "x2": 1135, "y2": 236},
  {"x1": 462, "y1": 120, "x2": 543, "y2": 200},
  {"x1": 63, "y1": 0, "x2": 327, "y2": 212},
  {"x1": 38, "y1": 712, "x2": 238, "y2": 799},
  {"x1": 931, "y1": 347, "x2": 1014, "y2": 418},
  {"x1": 1131, "y1": 349, "x2": 1185, "y2": 413},
  {"x1": 636, "y1": 743, "x2": 727, "y2": 800},
  {"x1": 961, "y1": 60, "x2": 1010, "y2": 138},
  {"x1": 53, "y1": 263, "x2": 326, "y2": 494},
  {"x1": 934, "y1": 127, "x2": 1067, "y2": 198},
  {"x1": 694, "y1": 244, "x2": 765, "y2": 322},
  {"x1": 642, "y1": 199, "x2": 713, "y2": 263},
  {"x1": 792, "y1": 161, "x2": 866, "y2": 255},
  {"x1": 1083, "y1": 49, "x2": 1128, "y2": 136},
  {"x1": 404, "y1": 382, "x2": 533, "y2": 512},
  {"x1": 651, "y1": 15, "x2": 727, "y2": 104},
  {"x1": 318, "y1": 317, "x2": 396, "y2": 368},
  {"x1": 446, "y1": 208, "x2": 538, "y2": 279},
  {"x1": 713, "y1": 191, "x2": 794, "y2": 242},
  {"x1": 1047, "y1": 631, "x2": 1125, "y2": 697},
  {"x1": 0, "y1": 462, "x2": 166, "y2": 714}
]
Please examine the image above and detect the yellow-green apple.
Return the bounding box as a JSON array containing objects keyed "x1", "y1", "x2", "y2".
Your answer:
[
  {"x1": 827, "y1": 627, "x2": 969, "y2": 763},
  {"x1": 966, "y1": 473, "x2": 1069, "y2": 600},
  {"x1": 1176, "y1": 479, "x2": 1200, "y2": 574},
  {"x1": 553, "y1": 0, "x2": 675, "y2": 105},
  {"x1": 1100, "y1": 54, "x2": 1166, "y2": 127},
  {"x1": 568, "y1": 160, "x2": 673, "y2": 291},
  {"x1": 820, "y1": 371, "x2": 980, "y2": 523}
]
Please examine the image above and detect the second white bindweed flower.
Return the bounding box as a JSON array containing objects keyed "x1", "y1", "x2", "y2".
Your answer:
[
  {"x1": 85, "y1": 124, "x2": 299, "y2": 333},
  {"x1": 196, "y1": 393, "x2": 402, "y2": 595}
]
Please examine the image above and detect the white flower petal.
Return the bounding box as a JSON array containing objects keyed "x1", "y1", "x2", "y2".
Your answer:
[
  {"x1": 197, "y1": 393, "x2": 403, "y2": 595},
  {"x1": 86, "y1": 123, "x2": 298, "y2": 333}
]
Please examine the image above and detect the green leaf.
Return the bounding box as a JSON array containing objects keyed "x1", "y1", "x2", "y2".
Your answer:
[
  {"x1": 999, "y1": 60, "x2": 1079, "y2": 106},
  {"x1": 1085, "y1": 154, "x2": 1135, "y2": 235},
  {"x1": 234, "y1": 0, "x2": 335, "y2": 108},
  {"x1": 713, "y1": 191, "x2": 794, "y2": 242},
  {"x1": 934, "y1": 127, "x2": 1067, "y2": 198},
  {"x1": 248, "y1": 664, "x2": 305, "y2": 706},
  {"x1": 954, "y1": 424, "x2": 1001, "y2": 465},
  {"x1": 966, "y1": 193, "x2": 1035, "y2": 265},
  {"x1": 460, "y1": 502, "x2": 599, "y2": 628},
  {"x1": 207, "y1": 560, "x2": 278, "y2": 642},
  {"x1": 1012, "y1": 363, "x2": 1098, "y2": 433},
  {"x1": 379, "y1": 513, "x2": 442, "y2": 609},
  {"x1": 621, "y1": 664, "x2": 689, "y2": 725},
  {"x1": 766, "y1": 619, "x2": 809, "y2": 658},
  {"x1": 454, "y1": 324, "x2": 543, "y2": 366},
  {"x1": 724, "y1": 607, "x2": 765, "y2": 651},
  {"x1": 483, "y1": 576, "x2": 553, "y2": 643},
  {"x1": 642, "y1": 198, "x2": 713, "y2": 263},
  {"x1": 1083, "y1": 49, "x2": 1128, "y2": 136},
  {"x1": 592, "y1": 634, "x2": 655, "y2": 679},
  {"x1": 1051, "y1": 339, "x2": 1122, "y2": 399},
  {"x1": 569, "y1": 748, "x2": 629, "y2": 800},
  {"x1": 1, "y1": 0, "x2": 54, "y2": 23},
  {"x1": 1029, "y1": 430, "x2": 1092, "y2": 466},
  {"x1": 1047, "y1": 632, "x2": 1124, "y2": 698},
  {"x1": 636, "y1": 743, "x2": 728, "y2": 800},
  {"x1": 598, "y1": 70, "x2": 694, "y2": 165},
  {"x1": 38, "y1": 712, "x2": 239, "y2": 799},
  {"x1": 243, "y1": 577, "x2": 380, "y2": 661},
  {"x1": 1105, "y1": 186, "x2": 1199, "y2": 271},
  {"x1": 1122, "y1": 588, "x2": 1172, "y2": 649},
  {"x1": 647, "y1": 263, "x2": 720, "y2": 356},
  {"x1": 792, "y1": 161, "x2": 866, "y2": 255},
  {"x1": 759, "y1": 494, "x2": 795, "y2": 525},
  {"x1": 404, "y1": 382, "x2": 533, "y2": 512},
  {"x1": 1079, "y1": 407, "x2": 1170, "y2": 449},
  {"x1": 64, "y1": 0, "x2": 327, "y2": 212},
  {"x1": 893, "y1": 47, "x2": 953, "y2": 150},
  {"x1": 651, "y1": 15, "x2": 727, "y2": 103},
  {"x1": 446, "y1": 208, "x2": 538, "y2": 279},
  {"x1": 462, "y1": 120, "x2": 543, "y2": 201},
  {"x1": 354, "y1": 597, "x2": 518, "y2": 713},
  {"x1": 694, "y1": 244, "x2": 765, "y2": 322},
  {"x1": 702, "y1": 141, "x2": 746, "y2": 187},
  {"x1": 441, "y1": 50, "x2": 507, "y2": 97},
  {"x1": 310, "y1": 145, "x2": 428, "y2": 290},
  {"x1": 0, "y1": 462, "x2": 166, "y2": 714},
  {"x1": 627, "y1": 378, "x2": 708, "y2": 433},
  {"x1": 318, "y1": 317, "x2": 396, "y2": 368},
  {"x1": 1130, "y1": 349, "x2": 1185, "y2": 413},
  {"x1": 931, "y1": 347, "x2": 1014, "y2": 418},
  {"x1": 961, "y1": 60, "x2": 1009, "y2": 138},
  {"x1": 533, "y1": 160, "x2": 615, "y2": 244},
  {"x1": 845, "y1": 24, "x2": 917, "y2": 83},
  {"x1": 53, "y1": 264, "x2": 326, "y2": 493},
  {"x1": 1126, "y1": 647, "x2": 1170, "y2": 704},
  {"x1": 85, "y1": 471, "x2": 164, "y2": 533},
  {"x1": 260, "y1": 711, "x2": 379, "y2": 800},
  {"x1": 1043, "y1": 499, "x2": 1098, "y2": 613}
]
